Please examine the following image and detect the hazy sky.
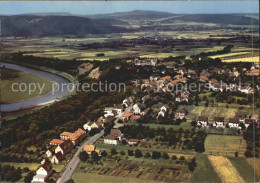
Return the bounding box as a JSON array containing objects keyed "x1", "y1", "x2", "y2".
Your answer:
[{"x1": 0, "y1": 1, "x2": 259, "y2": 15}]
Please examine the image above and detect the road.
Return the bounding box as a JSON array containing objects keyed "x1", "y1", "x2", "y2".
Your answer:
[
  {"x1": 114, "y1": 103, "x2": 133, "y2": 128},
  {"x1": 0, "y1": 62, "x2": 73, "y2": 112},
  {"x1": 57, "y1": 130, "x2": 104, "y2": 183}
]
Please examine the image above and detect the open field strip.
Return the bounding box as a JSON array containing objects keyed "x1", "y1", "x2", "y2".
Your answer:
[
  {"x1": 2, "y1": 162, "x2": 64, "y2": 172},
  {"x1": 204, "y1": 135, "x2": 247, "y2": 157},
  {"x1": 208, "y1": 155, "x2": 245, "y2": 183},
  {"x1": 246, "y1": 158, "x2": 260, "y2": 176},
  {"x1": 210, "y1": 52, "x2": 250, "y2": 59},
  {"x1": 223, "y1": 56, "x2": 259, "y2": 63}
]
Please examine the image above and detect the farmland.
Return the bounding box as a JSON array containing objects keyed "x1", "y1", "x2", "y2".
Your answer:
[
  {"x1": 204, "y1": 135, "x2": 247, "y2": 157},
  {"x1": 208, "y1": 155, "x2": 245, "y2": 183},
  {"x1": 0, "y1": 68, "x2": 53, "y2": 104}
]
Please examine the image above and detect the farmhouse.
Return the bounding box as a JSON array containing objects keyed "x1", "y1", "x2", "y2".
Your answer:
[
  {"x1": 84, "y1": 145, "x2": 100, "y2": 155},
  {"x1": 128, "y1": 139, "x2": 140, "y2": 146},
  {"x1": 133, "y1": 103, "x2": 144, "y2": 114},
  {"x1": 60, "y1": 132, "x2": 72, "y2": 141},
  {"x1": 213, "y1": 117, "x2": 225, "y2": 128},
  {"x1": 104, "y1": 134, "x2": 119, "y2": 145},
  {"x1": 45, "y1": 145, "x2": 57, "y2": 158},
  {"x1": 51, "y1": 152, "x2": 63, "y2": 164},
  {"x1": 123, "y1": 112, "x2": 132, "y2": 121},
  {"x1": 83, "y1": 121, "x2": 101, "y2": 131},
  {"x1": 32, "y1": 160, "x2": 52, "y2": 183},
  {"x1": 197, "y1": 116, "x2": 208, "y2": 127},
  {"x1": 49, "y1": 139, "x2": 64, "y2": 146},
  {"x1": 228, "y1": 118, "x2": 240, "y2": 128},
  {"x1": 55, "y1": 140, "x2": 74, "y2": 155},
  {"x1": 175, "y1": 108, "x2": 188, "y2": 120},
  {"x1": 68, "y1": 128, "x2": 86, "y2": 145},
  {"x1": 130, "y1": 115, "x2": 141, "y2": 122}
]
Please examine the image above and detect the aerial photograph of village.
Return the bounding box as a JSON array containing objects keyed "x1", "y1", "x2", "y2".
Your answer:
[{"x1": 0, "y1": 0, "x2": 259, "y2": 182}]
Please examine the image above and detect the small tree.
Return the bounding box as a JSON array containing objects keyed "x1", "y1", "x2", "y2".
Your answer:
[
  {"x1": 179, "y1": 156, "x2": 185, "y2": 161},
  {"x1": 235, "y1": 151, "x2": 238, "y2": 157},
  {"x1": 145, "y1": 152, "x2": 151, "y2": 158},
  {"x1": 128, "y1": 150, "x2": 134, "y2": 156},
  {"x1": 135, "y1": 149, "x2": 143, "y2": 158},
  {"x1": 91, "y1": 151, "x2": 100, "y2": 162},
  {"x1": 79, "y1": 151, "x2": 89, "y2": 162},
  {"x1": 111, "y1": 148, "x2": 117, "y2": 155},
  {"x1": 172, "y1": 155, "x2": 177, "y2": 160},
  {"x1": 120, "y1": 150, "x2": 125, "y2": 155},
  {"x1": 101, "y1": 150, "x2": 107, "y2": 157},
  {"x1": 162, "y1": 152, "x2": 169, "y2": 160}
]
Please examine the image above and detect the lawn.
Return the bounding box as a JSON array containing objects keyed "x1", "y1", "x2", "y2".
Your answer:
[
  {"x1": 204, "y1": 135, "x2": 247, "y2": 157},
  {"x1": 246, "y1": 158, "x2": 260, "y2": 177},
  {"x1": 229, "y1": 157, "x2": 260, "y2": 182},
  {"x1": 181, "y1": 105, "x2": 238, "y2": 120},
  {"x1": 191, "y1": 155, "x2": 221, "y2": 183},
  {"x1": 0, "y1": 68, "x2": 53, "y2": 104},
  {"x1": 1, "y1": 162, "x2": 64, "y2": 172},
  {"x1": 142, "y1": 122, "x2": 194, "y2": 131},
  {"x1": 223, "y1": 56, "x2": 259, "y2": 63}
]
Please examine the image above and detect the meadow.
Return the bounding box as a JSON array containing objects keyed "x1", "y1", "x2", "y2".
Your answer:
[{"x1": 0, "y1": 68, "x2": 53, "y2": 104}]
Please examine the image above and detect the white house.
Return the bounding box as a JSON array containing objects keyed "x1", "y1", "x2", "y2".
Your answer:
[
  {"x1": 175, "y1": 108, "x2": 188, "y2": 120},
  {"x1": 128, "y1": 139, "x2": 140, "y2": 146},
  {"x1": 228, "y1": 118, "x2": 240, "y2": 129},
  {"x1": 55, "y1": 140, "x2": 74, "y2": 155},
  {"x1": 238, "y1": 86, "x2": 252, "y2": 94},
  {"x1": 104, "y1": 107, "x2": 117, "y2": 117},
  {"x1": 50, "y1": 152, "x2": 63, "y2": 164},
  {"x1": 122, "y1": 99, "x2": 130, "y2": 108},
  {"x1": 197, "y1": 116, "x2": 208, "y2": 127},
  {"x1": 45, "y1": 146, "x2": 57, "y2": 158},
  {"x1": 83, "y1": 122, "x2": 100, "y2": 131},
  {"x1": 160, "y1": 105, "x2": 169, "y2": 112},
  {"x1": 158, "y1": 110, "x2": 167, "y2": 118},
  {"x1": 104, "y1": 135, "x2": 119, "y2": 145},
  {"x1": 32, "y1": 160, "x2": 52, "y2": 183},
  {"x1": 213, "y1": 117, "x2": 225, "y2": 128},
  {"x1": 133, "y1": 103, "x2": 143, "y2": 114}
]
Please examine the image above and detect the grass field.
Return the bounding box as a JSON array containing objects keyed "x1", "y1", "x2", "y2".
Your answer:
[
  {"x1": 142, "y1": 122, "x2": 194, "y2": 131},
  {"x1": 191, "y1": 155, "x2": 221, "y2": 183},
  {"x1": 180, "y1": 105, "x2": 238, "y2": 120},
  {"x1": 204, "y1": 135, "x2": 247, "y2": 157},
  {"x1": 0, "y1": 68, "x2": 53, "y2": 104},
  {"x1": 229, "y1": 157, "x2": 260, "y2": 182},
  {"x1": 1, "y1": 162, "x2": 64, "y2": 172},
  {"x1": 208, "y1": 155, "x2": 245, "y2": 183},
  {"x1": 223, "y1": 56, "x2": 259, "y2": 63},
  {"x1": 246, "y1": 158, "x2": 260, "y2": 176}
]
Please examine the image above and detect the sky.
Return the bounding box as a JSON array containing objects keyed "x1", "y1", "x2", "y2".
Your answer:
[{"x1": 0, "y1": 1, "x2": 259, "y2": 15}]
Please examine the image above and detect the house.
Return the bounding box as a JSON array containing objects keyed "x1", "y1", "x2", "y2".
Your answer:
[
  {"x1": 104, "y1": 107, "x2": 117, "y2": 117},
  {"x1": 161, "y1": 105, "x2": 169, "y2": 112},
  {"x1": 234, "y1": 113, "x2": 246, "y2": 123},
  {"x1": 197, "y1": 116, "x2": 208, "y2": 127},
  {"x1": 51, "y1": 152, "x2": 63, "y2": 164},
  {"x1": 122, "y1": 98, "x2": 130, "y2": 108},
  {"x1": 49, "y1": 139, "x2": 64, "y2": 146},
  {"x1": 176, "y1": 96, "x2": 189, "y2": 103},
  {"x1": 55, "y1": 140, "x2": 74, "y2": 155},
  {"x1": 160, "y1": 76, "x2": 172, "y2": 83},
  {"x1": 175, "y1": 108, "x2": 188, "y2": 120},
  {"x1": 228, "y1": 118, "x2": 240, "y2": 128},
  {"x1": 246, "y1": 69, "x2": 259, "y2": 76},
  {"x1": 110, "y1": 129, "x2": 123, "y2": 140},
  {"x1": 32, "y1": 160, "x2": 52, "y2": 183},
  {"x1": 104, "y1": 134, "x2": 119, "y2": 145},
  {"x1": 68, "y1": 128, "x2": 86, "y2": 145},
  {"x1": 84, "y1": 145, "x2": 100, "y2": 155},
  {"x1": 123, "y1": 112, "x2": 132, "y2": 121},
  {"x1": 200, "y1": 76, "x2": 209, "y2": 82},
  {"x1": 130, "y1": 115, "x2": 141, "y2": 122},
  {"x1": 238, "y1": 86, "x2": 253, "y2": 94},
  {"x1": 213, "y1": 117, "x2": 225, "y2": 128},
  {"x1": 45, "y1": 146, "x2": 57, "y2": 158},
  {"x1": 133, "y1": 103, "x2": 144, "y2": 114},
  {"x1": 158, "y1": 110, "x2": 167, "y2": 118},
  {"x1": 60, "y1": 132, "x2": 72, "y2": 141},
  {"x1": 128, "y1": 139, "x2": 140, "y2": 146},
  {"x1": 83, "y1": 122, "x2": 101, "y2": 131}
]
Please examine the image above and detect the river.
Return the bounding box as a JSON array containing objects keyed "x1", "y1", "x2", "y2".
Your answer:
[{"x1": 0, "y1": 62, "x2": 73, "y2": 112}]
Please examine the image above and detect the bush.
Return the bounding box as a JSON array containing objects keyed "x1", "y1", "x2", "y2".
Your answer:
[
  {"x1": 172, "y1": 155, "x2": 177, "y2": 160},
  {"x1": 128, "y1": 150, "x2": 134, "y2": 156},
  {"x1": 179, "y1": 156, "x2": 185, "y2": 161},
  {"x1": 110, "y1": 148, "x2": 117, "y2": 155},
  {"x1": 135, "y1": 149, "x2": 143, "y2": 158}
]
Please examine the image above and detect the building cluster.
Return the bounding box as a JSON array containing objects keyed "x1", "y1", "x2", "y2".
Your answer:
[{"x1": 104, "y1": 129, "x2": 140, "y2": 146}]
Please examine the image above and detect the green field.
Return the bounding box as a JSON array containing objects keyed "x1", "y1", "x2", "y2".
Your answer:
[
  {"x1": 142, "y1": 122, "x2": 194, "y2": 131},
  {"x1": 204, "y1": 135, "x2": 247, "y2": 157},
  {"x1": 0, "y1": 68, "x2": 53, "y2": 104},
  {"x1": 229, "y1": 157, "x2": 260, "y2": 182},
  {"x1": 1, "y1": 162, "x2": 64, "y2": 172},
  {"x1": 180, "y1": 105, "x2": 238, "y2": 120},
  {"x1": 191, "y1": 155, "x2": 221, "y2": 183}
]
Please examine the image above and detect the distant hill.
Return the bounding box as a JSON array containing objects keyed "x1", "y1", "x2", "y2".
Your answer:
[
  {"x1": 161, "y1": 14, "x2": 259, "y2": 25},
  {"x1": 1, "y1": 15, "x2": 127, "y2": 36},
  {"x1": 87, "y1": 10, "x2": 175, "y2": 20}
]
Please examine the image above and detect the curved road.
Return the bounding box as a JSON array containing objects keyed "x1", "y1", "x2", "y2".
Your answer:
[{"x1": 0, "y1": 62, "x2": 73, "y2": 112}]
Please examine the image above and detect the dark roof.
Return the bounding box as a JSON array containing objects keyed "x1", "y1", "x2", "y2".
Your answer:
[
  {"x1": 234, "y1": 113, "x2": 246, "y2": 119},
  {"x1": 105, "y1": 134, "x2": 117, "y2": 140},
  {"x1": 214, "y1": 117, "x2": 224, "y2": 122},
  {"x1": 198, "y1": 116, "x2": 208, "y2": 121},
  {"x1": 178, "y1": 108, "x2": 188, "y2": 114},
  {"x1": 229, "y1": 118, "x2": 239, "y2": 123},
  {"x1": 59, "y1": 140, "x2": 73, "y2": 151},
  {"x1": 54, "y1": 152, "x2": 63, "y2": 160},
  {"x1": 245, "y1": 119, "x2": 253, "y2": 124},
  {"x1": 48, "y1": 145, "x2": 57, "y2": 153},
  {"x1": 110, "y1": 129, "x2": 121, "y2": 137},
  {"x1": 39, "y1": 161, "x2": 52, "y2": 172}
]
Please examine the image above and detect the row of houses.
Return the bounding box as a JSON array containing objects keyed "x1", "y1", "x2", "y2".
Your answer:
[
  {"x1": 47, "y1": 128, "x2": 86, "y2": 164},
  {"x1": 196, "y1": 114, "x2": 258, "y2": 129}
]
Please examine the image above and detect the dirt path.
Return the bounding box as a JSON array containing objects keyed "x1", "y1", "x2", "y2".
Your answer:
[{"x1": 208, "y1": 155, "x2": 245, "y2": 183}]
